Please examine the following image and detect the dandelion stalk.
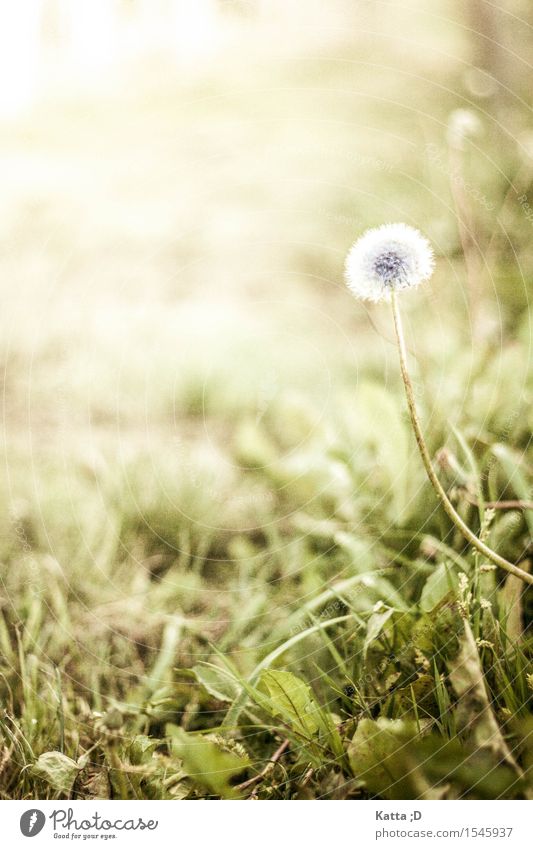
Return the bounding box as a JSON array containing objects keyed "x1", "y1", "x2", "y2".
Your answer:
[
  {"x1": 345, "y1": 222, "x2": 532, "y2": 586},
  {"x1": 390, "y1": 291, "x2": 532, "y2": 586}
]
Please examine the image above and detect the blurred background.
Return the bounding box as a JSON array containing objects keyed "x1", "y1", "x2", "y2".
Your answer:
[{"x1": 1, "y1": 0, "x2": 533, "y2": 789}]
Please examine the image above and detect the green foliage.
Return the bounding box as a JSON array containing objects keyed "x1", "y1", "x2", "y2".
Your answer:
[
  {"x1": 348, "y1": 718, "x2": 433, "y2": 799},
  {"x1": 167, "y1": 728, "x2": 249, "y2": 799},
  {"x1": 257, "y1": 670, "x2": 320, "y2": 736},
  {"x1": 348, "y1": 717, "x2": 528, "y2": 800},
  {"x1": 31, "y1": 752, "x2": 83, "y2": 796},
  {"x1": 192, "y1": 663, "x2": 242, "y2": 704}
]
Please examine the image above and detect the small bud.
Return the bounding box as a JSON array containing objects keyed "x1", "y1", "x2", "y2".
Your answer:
[{"x1": 447, "y1": 109, "x2": 483, "y2": 150}]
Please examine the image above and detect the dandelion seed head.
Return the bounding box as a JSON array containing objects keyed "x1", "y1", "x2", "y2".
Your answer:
[
  {"x1": 344, "y1": 223, "x2": 434, "y2": 303},
  {"x1": 447, "y1": 108, "x2": 482, "y2": 150}
]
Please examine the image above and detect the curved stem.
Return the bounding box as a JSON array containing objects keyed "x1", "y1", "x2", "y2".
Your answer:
[{"x1": 390, "y1": 292, "x2": 533, "y2": 586}]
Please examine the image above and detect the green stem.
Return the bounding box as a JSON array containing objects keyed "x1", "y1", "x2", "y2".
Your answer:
[{"x1": 390, "y1": 292, "x2": 532, "y2": 586}]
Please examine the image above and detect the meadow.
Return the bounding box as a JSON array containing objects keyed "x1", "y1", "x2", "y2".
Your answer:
[{"x1": 1, "y1": 2, "x2": 533, "y2": 800}]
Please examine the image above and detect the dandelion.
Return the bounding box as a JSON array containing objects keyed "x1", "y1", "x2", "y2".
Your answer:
[
  {"x1": 446, "y1": 108, "x2": 482, "y2": 151},
  {"x1": 344, "y1": 223, "x2": 434, "y2": 303},
  {"x1": 345, "y1": 224, "x2": 533, "y2": 586}
]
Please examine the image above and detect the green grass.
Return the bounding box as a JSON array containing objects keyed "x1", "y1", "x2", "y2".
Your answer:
[
  {"x1": 1, "y1": 5, "x2": 533, "y2": 800},
  {"x1": 2, "y1": 366, "x2": 532, "y2": 799}
]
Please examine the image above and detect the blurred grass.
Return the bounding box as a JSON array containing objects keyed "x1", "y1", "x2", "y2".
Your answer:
[{"x1": 1, "y1": 2, "x2": 533, "y2": 800}]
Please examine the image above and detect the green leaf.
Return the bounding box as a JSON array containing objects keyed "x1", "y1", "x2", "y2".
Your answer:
[
  {"x1": 348, "y1": 718, "x2": 415, "y2": 798},
  {"x1": 420, "y1": 563, "x2": 457, "y2": 612},
  {"x1": 363, "y1": 607, "x2": 394, "y2": 659},
  {"x1": 129, "y1": 735, "x2": 157, "y2": 766},
  {"x1": 222, "y1": 613, "x2": 352, "y2": 730},
  {"x1": 32, "y1": 751, "x2": 82, "y2": 794},
  {"x1": 257, "y1": 669, "x2": 319, "y2": 736},
  {"x1": 416, "y1": 735, "x2": 525, "y2": 799},
  {"x1": 167, "y1": 727, "x2": 249, "y2": 799},
  {"x1": 192, "y1": 662, "x2": 241, "y2": 703}
]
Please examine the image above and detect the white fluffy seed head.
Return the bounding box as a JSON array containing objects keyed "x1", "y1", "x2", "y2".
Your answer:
[{"x1": 344, "y1": 223, "x2": 434, "y2": 303}]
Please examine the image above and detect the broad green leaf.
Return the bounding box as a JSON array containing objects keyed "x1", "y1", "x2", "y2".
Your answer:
[
  {"x1": 167, "y1": 726, "x2": 249, "y2": 799},
  {"x1": 420, "y1": 563, "x2": 457, "y2": 612},
  {"x1": 32, "y1": 751, "x2": 82, "y2": 794},
  {"x1": 258, "y1": 669, "x2": 319, "y2": 736},
  {"x1": 129, "y1": 735, "x2": 157, "y2": 766},
  {"x1": 192, "y1": 662, "x2": 241, "y2": 703},
  {"x1": 222, "y1": 614, "x2": 352, "y2": 730},
  {"x1": 348, "y1": 718, "x2": 429, "y2": 799},
  {"x1": 413, "y1": 735, "x2": 523, "y2": 800},
  {"x1": 363, "y1": 607, "x2": 394, "y2": 659},
  {"x1": 348, "y1": 717, "x2": 523, "y2": 800}
]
